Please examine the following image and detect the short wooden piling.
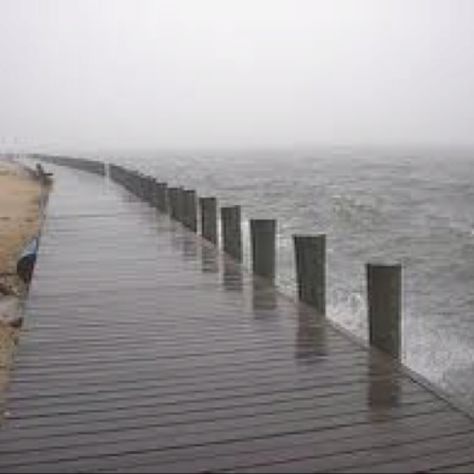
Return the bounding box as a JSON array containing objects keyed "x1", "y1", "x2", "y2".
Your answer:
[
  {"x1": 250, "y1": 219, "x2": 276, "y2": 280},
  {"x1": 137, "y1": 174, "x2": 146, "y2": 200},
  {"x1": 141, "y1": 175, "x2": 151, "y2": 202},
  {"x1": 167, "y1": 187, "x2": 179, "y2": 220},
  {"x1": 141, "y1": 175, "x2": 150, "y2": 201},
  {"x1": 155, "y1": 182, "x2": 168, "y2": 213},
  {"x1": 182, "y1": 190, "x2": 190, "y2": 227},
  {"x1": 221, "y1": 206, "x2": 242, "y2": 261},
  {"x1": 366, "y1": 263, "x2": 401, "y2": 359},
  {"x1": 146, "y1": 177, "x2": 155, "y2": 204},
  {"x1": 183, "y1": 190, "x2": 198, "y2": 232},
  {"x1": 293, "y1": 234, "x2": 326, "y2": 315},
  {"x1": 200, "y1": 197, "x2": 218, "y2": 244},
  {"x1": 176, "y1": 187, "x2": 185, "y2": 224}
]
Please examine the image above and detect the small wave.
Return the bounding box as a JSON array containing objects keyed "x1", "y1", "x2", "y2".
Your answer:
[
  {"x1": 331, "y1": 194, "x2": 386, "y2": 229},
  {"x1": 327, "y1": 289, "x2": 367, "y2": 338}
]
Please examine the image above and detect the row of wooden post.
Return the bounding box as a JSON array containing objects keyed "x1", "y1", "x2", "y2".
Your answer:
[{"x1": 109, "y1": 163, "x2": 401, "y2": 359}]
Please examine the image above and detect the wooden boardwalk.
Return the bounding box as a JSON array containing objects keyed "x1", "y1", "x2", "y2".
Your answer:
[{"x1": 0, "y1": 163, "x2": 473, "y2": 473}]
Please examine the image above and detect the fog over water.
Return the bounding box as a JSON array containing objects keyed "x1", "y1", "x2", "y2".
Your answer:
[{"x1": 1, "y1": 0, "x2": 474, "y2": 151}]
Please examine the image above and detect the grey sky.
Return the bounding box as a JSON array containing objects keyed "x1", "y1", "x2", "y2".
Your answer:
[{"x1": 1, "y1": 0, "x2": 474, "y2": 152}]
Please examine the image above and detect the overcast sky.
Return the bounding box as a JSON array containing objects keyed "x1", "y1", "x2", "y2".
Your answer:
[{"x1": 1, "y1": 0, "x2": 474, "y2": 152}]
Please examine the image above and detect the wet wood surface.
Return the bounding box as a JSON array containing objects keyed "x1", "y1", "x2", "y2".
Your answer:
[{"x1": 0, "y1": 164, "x2": 473, "y2": 473}]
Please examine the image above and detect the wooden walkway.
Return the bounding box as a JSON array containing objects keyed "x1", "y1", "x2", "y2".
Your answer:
[{"x1": 0, "y1": 164, "x2": 473, "y2": 473}]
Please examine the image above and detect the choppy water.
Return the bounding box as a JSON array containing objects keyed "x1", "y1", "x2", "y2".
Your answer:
[{"x1": 105, "y1": 147, "x2": 474, "y2": 411}]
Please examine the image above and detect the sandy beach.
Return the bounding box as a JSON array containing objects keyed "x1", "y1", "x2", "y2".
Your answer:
[{"x1": 0, "y1": 160, "x2": 45, "y2": 401}]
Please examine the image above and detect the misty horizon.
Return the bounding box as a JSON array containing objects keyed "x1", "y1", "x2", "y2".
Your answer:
[{"x1": 2, "y1": 0, "x2": 474, "y2": 154}]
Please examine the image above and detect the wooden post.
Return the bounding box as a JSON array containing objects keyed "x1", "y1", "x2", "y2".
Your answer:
[
  {"x1": 167, "y1": 187, "x2": 179, "y2": 220},
  {"x1": 200, "y1": 197, "x2": 218, "y2": 244},
  {"x1": 131, "y1": 172, "x2": 139, "y2": 196},
  {"x1": 221, "y1": 206, "x2": 242, "y2": 261},
  {"x1": 250, "y1": 219, "x2": 276, "y2": 280},
  {"x1": 176, "y1": 187, "x2": 185, "y2": 223},
  {"x1": 141, "y1": 175, "x2": 149, "y2": 201},
  {"x1": 182, "y1": 190, "x2": 189, "y2": 226},
  {"x1": 183, "y1": 190, "x2": 198, "y2": 232},
  {"x1": 367, "y1": 263, "x2": 401, "y2": 359},
  {"x1": 155, "y1": 182, "x2": 168, "y2": 213},
  {"x1": 140, "y1": 175, "x2": 149, "y2": 201},
  {"x1": 293, "y1": 234, "x2": 326, "y2": 315},
  {"x1": 134, "y1": 173, "x2": 141, "y2": 198},
  {"x1": 146, "y1": 176, "x2": 155, "y2": 204}
]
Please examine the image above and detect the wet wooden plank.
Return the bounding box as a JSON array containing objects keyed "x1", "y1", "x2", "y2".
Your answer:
[
  {"x1": 6, "y1": 388, "x2": 432, "y2": 434},
  {"x1": 107, "y1": 425, "x2": 474, "y2": 473},
  {"x1": 8, "y1": 364, "x2": 402, "y2": 403},
  {"x1": 0, "y1": 405, "x2": 459, "y2": 468},
  {"x1": 336, "y1": 443, "x2": 474, "y2": 473},
  {"x1": 11, "y1": 353, "x2": 387, "y2": 385},
  {"x1": 0, "y1": 399, "x2": 448, "y2": 455},
  {"x1": 6, "y1": 373, "x2": 418, "y2": 421}
]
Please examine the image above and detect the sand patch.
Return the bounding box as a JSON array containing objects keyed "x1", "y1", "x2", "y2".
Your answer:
[{"x1": 0, "y1": 161, "x2": 44, "y2": 399}]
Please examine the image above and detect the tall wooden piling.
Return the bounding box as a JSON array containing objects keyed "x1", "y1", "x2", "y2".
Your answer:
[
  {"x1": 366, "y1": 263, "x2": 402, "y2": 358},
  {"x1": 250, "y1": 219, "x2": 276, "y2": 280},
  {"x1": 221, "y1": 206, "x2": 242, "y2": 261},
  {"x1": 293, "y1": 234, "x2": 326, "y2": 315},
  {"x1": 200, "y1": 197, "x2": 218, "y2": 244}
]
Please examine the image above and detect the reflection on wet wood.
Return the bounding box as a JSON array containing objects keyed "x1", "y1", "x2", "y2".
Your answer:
[
  {"x1": 223, "y1": 258, "x2": 243, "y2": 292},
  {"x1": 0, "y1": 161, "x2": 473, "y2": 473},
  {"x1": 201, "y1": 245, "x2": 219, "y2": 274},
  {"x1": 182, "y1": 232, "x2": 198, "y2": 260},
  {"x1": 252, "y1": 278, "x2": 277, "y2": 316},
  {"x1": 367, "y1": 359, "x2": 402, "y2": 414}
]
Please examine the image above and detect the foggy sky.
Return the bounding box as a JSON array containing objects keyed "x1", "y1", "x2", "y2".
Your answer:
[{"x1": 1, "y1": 0, "x2": 474, "y2": 152}]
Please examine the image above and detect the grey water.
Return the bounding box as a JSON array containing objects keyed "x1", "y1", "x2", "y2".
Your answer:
[{"x1": 105, "y1": 146, "x2": 474, "y2": 412}]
